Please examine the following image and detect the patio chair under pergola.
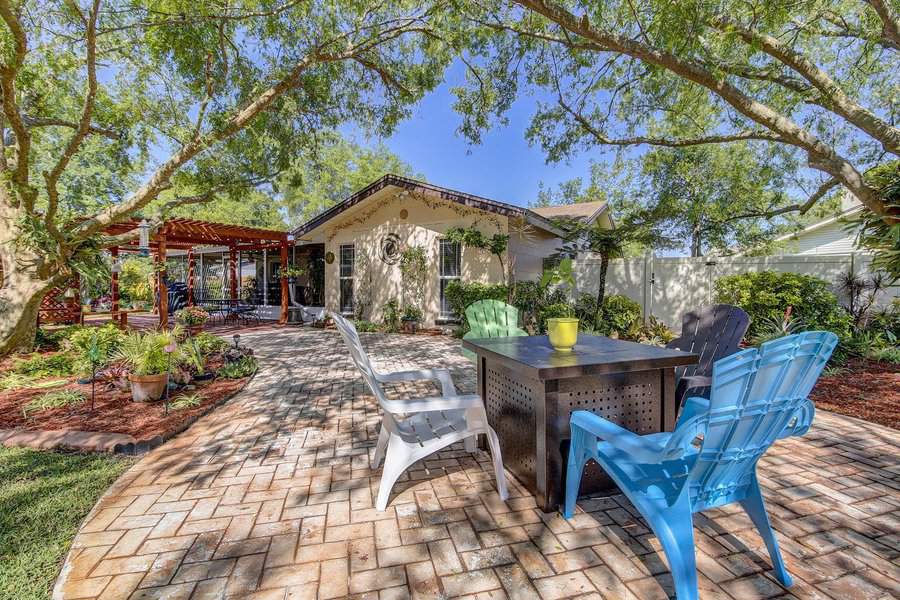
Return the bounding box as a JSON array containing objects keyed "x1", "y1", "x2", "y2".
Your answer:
[{"x1": 102, "y1": 218, "x2": 291, "y2": 330}]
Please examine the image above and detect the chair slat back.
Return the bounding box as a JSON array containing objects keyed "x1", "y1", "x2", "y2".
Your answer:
[
  {"x1": 465, "y1": 300, "x2": 520, "y2": 338},
  {"x1": 668, "y1": 304, "x2": 750, "y2": 380},
  {"x1": 686, "y1": 331, "x2": 837, "y2": 510},
  {"x1": 331, "y1": 313, "x2": 398, "y2": 417}
]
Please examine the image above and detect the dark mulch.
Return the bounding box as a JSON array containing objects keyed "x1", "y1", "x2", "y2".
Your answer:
[
  {"x1": 0, "y1": 375, "x2": 249, "y2": 442},
  {"x1": 810, "y1": 359, "x2": 900, "y2": 430}
]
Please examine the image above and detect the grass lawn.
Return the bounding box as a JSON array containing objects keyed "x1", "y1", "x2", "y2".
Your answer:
[{"x1": 0, "y1": 447, "x2": 135, "y2": 600}]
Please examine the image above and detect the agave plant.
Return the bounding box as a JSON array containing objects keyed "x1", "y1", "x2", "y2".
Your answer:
[{"x1": 750, "y1": 315, "x2": 806, "y2": 346}]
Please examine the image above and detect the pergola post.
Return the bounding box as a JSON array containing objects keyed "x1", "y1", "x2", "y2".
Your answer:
[
  {"x1": 110, "y1": 247, "x2": 121, "y2": 329},
  {"x1": 229, "y1": 246, "x2": 238, "y2": 301},
  {"x1": 158, "y1": 233, "x2": 169, "y2": 330},
  {"x1": 187, "y1": 248, "x2": 195, "y2": 306},
  {"x1": 279, "y1": 239, "x2": 289, "y2": 324}
]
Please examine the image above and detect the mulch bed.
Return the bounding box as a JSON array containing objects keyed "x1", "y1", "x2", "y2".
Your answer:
[
  {"x1": 0, "y1": 375, "x2": 250, "y2": 442},
  {"x1": 810, "y1": 358, "x2": 900, "y2": 430}
]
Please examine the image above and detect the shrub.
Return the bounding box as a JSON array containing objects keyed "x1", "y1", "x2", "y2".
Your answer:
[
  {"x1": 596, "y1": 295, "x2": 643, "y2": 336},
  {"x1": 23, "y1": 389, "x2": 86, "y2": 418},
  {"x1": 444, "y1": 281, "x2": 508, "y2": 327},
  {"x1": 64, "y1": 324, "x2": 124, "y2": 377},
  {"x1": 193, "y1": 332, "x2": 229, "y2": 355},
  {"x1": 382, "y1": 300, "x2": 402, "y2": 333},
  {"x1": 354, "y1": 320, "x2": 380, "y2": 333},
  {"x1": 539, "y1": 303, "x2": 574, "y2": 330},
  {"x1": 218, "y1": 356, "x2": 258, "y2": 379},
  {"x1": 13, "y1": 353, "x2": 75, "y2": 378},
  {"x1": 715, "y1": 271, "x2": 852, "y2": 340}
]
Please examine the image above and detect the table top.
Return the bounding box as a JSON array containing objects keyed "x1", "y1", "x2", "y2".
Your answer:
[{"x1": 461, "y1": 334, "x2": 698, "y2": 380}]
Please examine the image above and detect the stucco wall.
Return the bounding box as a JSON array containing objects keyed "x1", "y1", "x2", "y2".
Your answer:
[
  {"x1": 509, "y1": 226, "x2": 564, "y2": 283},
  {"x1": 321, "y1": 188, "x2": 509, "y2": 325}
]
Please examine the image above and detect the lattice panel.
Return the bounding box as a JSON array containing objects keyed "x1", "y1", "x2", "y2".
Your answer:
[
  {"x1": 556, "y1": 370, "x2": 661, "y2": 435},
  {"x1": 38, "y1": 282, "x2": 81, "y2": 325},
  {"x1": 485, "y1": 365, "x2": 538, "y2": 490}
]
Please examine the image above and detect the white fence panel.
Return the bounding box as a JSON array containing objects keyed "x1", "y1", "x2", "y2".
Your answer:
[{"x1": 575, "y1": 252, "x2": 899, "y2": 329}]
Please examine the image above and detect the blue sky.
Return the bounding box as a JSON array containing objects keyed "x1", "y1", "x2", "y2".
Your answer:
[{"x1": 359, "y1": 62, "x2": 597, "y2": 208}]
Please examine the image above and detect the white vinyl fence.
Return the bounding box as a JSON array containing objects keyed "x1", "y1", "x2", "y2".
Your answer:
[{"x1": 575, "y1": 252, "x2": 899, "y2": 328}]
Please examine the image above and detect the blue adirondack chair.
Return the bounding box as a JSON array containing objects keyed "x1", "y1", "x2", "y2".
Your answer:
[{"x1": 564, "y1": 331, "x2": 837, "y2": 600}]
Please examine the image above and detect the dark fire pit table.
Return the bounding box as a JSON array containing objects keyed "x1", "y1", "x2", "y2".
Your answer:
[{"x1": 462, "y1": 334, "x2": 698, "y2": 512}]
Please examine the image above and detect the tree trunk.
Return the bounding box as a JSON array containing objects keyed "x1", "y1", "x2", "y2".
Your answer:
[
  {"x1": 593, "y1": 254, "x2": 610, "y2": 327},
  {"x1": 691, "y1": 229, "x2": 702, "y2": 257}
]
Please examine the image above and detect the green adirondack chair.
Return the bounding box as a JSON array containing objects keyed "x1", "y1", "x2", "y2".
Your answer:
[{"x1": 462, "y1": 299, "x2": 528, "y2": 360}]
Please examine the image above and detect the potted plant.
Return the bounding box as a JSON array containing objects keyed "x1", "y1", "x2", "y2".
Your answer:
[
  {"x1": 114, "y1": 332, "x2": 173, "y2": 401},
  {"x1": 175, "y1": 306, "x2": 209, "y2": 336},
  {"x1": 400, "y1": 305, "x2": 423, "y2": 334},
  {"x1": 541, "y1": 258, "x2": 579, "y2": 351},
  {"x1": 282, "y1": 264, "x2": 305, "y2": 283}
]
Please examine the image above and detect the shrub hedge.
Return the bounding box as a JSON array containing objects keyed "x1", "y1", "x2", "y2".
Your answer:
[{"x1": 714, "y1": 271, "x2": 852, "y2": 340}]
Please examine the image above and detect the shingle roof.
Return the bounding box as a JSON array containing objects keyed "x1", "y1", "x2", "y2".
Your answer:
[{"x1": 530, "y1": 201, "x2": 608, "y2": 224}]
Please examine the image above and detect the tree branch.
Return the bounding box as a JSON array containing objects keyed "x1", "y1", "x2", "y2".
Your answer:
[
  {"x1": 44, "y1": 0, "x2": 101, "y2": 234},
  {"x1": 556, "y1": 93, "x2": 784, "y2": 147},
  {"x1": 724, "y1": 177, "x2": 841, "y2": 221},
  {"x1": 23, "y1": 115, "x2": 120, "y2": 140},
  {"x1": 0, "y1": 0, "x2": 32, "y2": 206},
  {"x1": 712, "y1": 16, "x2": 900, "y2": 156},
  {"x1": 864, "y1": 0, "x2": 900, "y2": 50}
]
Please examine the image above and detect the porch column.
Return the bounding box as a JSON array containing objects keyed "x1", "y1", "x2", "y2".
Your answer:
[
  {"x1": 187, "y1": 248, "x2": 195, "y2": 306},
  {"x1": 110, "y1": 247, "x2": 121, "y2": 329},
  {"x1": 263, "y1": 248, "x2": 268, "y2": 306},
  {"x1": 279, "y1": 240, "x2": 289, "y2": 324},
  {"x1": 229, "y1": 246, "x2": 238, "y2": 301},
  {"x1": 158, "y1": 234, "x2": 169, "y2": 330}
]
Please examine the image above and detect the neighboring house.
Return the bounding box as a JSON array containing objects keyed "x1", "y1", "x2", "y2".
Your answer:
[
  {"x1": 772, "y1": 195, "x2": 863, "y2": 255},
  {"x1": 292, "y1": 174, "x2": 611, "y2": 325}
]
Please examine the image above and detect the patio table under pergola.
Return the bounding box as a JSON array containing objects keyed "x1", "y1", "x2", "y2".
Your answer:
[{"x1": 103, "y1": 218, "x2": 291, "y2": 330}]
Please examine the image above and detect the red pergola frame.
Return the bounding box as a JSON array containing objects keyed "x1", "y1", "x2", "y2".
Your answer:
[{"x1": 104, "y1": 218, "x2": 290, "y2": 329}]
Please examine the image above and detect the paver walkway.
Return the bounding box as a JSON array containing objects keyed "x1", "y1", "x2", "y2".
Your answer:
[{"x1": 55, "y1": 329, "x2": 900, "y2": 600}]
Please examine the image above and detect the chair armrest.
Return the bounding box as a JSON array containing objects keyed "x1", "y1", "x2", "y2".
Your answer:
[
  {"x1": 778, "y1": 398, "x2": 816, "y2": 439},
  {"x1": 677, "y1": 396, "x2": 711, "y2": 428},
  {"x1": 383, "y1": 394, "x2": 484, "y2": 414},
  {"x1": 680, "y1": 374, "x2": 712, "y2": 390},
  {"x1": 375, "y1": 368, "x2": 457, "y2": 397},
  {"x1": 570, "y1": 411, "x2": 665, "y2": 463}
]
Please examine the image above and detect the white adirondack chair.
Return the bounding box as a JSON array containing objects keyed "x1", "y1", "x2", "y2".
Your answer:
[{"x1": 331, "y1": 312, "x2": 509, "y2": 511}]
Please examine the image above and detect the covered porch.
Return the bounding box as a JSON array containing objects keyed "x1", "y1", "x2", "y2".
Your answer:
[{"x1": 103, "y1": 218, "x2": 292, "y2": 330}]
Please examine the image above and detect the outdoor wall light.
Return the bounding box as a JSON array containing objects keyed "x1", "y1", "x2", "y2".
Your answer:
[
  {"x1": 63, "y1": 287, "x2": 76, "y2": 299},
  {"x1": 137, "y1": 219, "x2": 151, "y2": 257},
  {"x1": 110, "y1": 258, "x2": 123, "y2": 273}
]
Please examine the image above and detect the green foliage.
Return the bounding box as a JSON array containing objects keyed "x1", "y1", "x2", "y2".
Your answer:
[
  {"x1": 0, "y1": 374, "x2": 67, "y2": 392},
  {"x1": 399, "y1": 246, "x2": 428, "y2": 314},
  {"x1": 540, "y1": 258, "x2": 576, "y2": 290},
  {"x1": 401, "y1": 305, "x2": 424, "y2": 321},
  {"x1": 171, "y1": 394, "x2": 204, "y2": 410},
  {"x1": 353, "y1": 320, "x2": 381, "y2": 333},
  {"x1": 444, "y1": 282, "x2": 508, "y2": 328},
  {"x1": 180, "y1": 339, "x2": 206, "y2": 376},
  {"x1": 715, "y1": 271, "x2": 852, "y2": 340},
  {"x1": 540, "y1": 303, "x2": 574, "y2": 322},
  {"x1": 445, "y1": 226, "x2": 510, "y2": 283},
  {"x1": 855, "y1": 161, "x2": 900, "y2": 280},
  {"x1": 842, "y1": 329, "x2": 900, "y2": 364},
  {"x1": 218, "y1": 357, "x2": 258, "y2": 379},
  {"x1": 64, "y1": 324, "x2": 124, "y2": 376},
  {"x1": 596, "y1": 295, "x2": 644, "y2": 337},
  {"x1": 283, "y1": 133, "x2": 421, "y2": 225},
  {"x1": 113, "y1": 332, "x2": 174, "y2": 376},
  {"x1": 12, "y1": 353, "x2": 75, "y2": 378},
  {"x1": 175, "y1": 306, "x2": 210, "y2": 326},
  {"x1": 749, "y1": 315, "x2": 807, "y2": 346},
  {"x1": 0, "y1": 447, "x2": 134, "y2": 600},
  {"x1": 119, "y1": 258, "x2": 154, "y2": 305},
  {"x1": 382, "y1": 300, "x2": 402, "y2": 333},
  {"x1": 22, "y1": 390, "x2": 86, "y2": 419},
  {"x1": 193, "y1": 332, "x2": 229, "y2": 356},
  {"x1": 624, "y1": 316, "x2": 677, "y2": 346}
]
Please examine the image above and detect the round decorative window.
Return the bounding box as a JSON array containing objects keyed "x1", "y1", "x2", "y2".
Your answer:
[
  {"x1": 325, "y1": 251, "x2": 335, "y2": 265},
  {"x1": 380, "y1": 233, "x2": 402, "y2": 265}
]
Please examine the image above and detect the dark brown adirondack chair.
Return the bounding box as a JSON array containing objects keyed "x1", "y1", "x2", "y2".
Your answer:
[{"x1": 666, "y1": 304, "x2": 751, "y2": 407}]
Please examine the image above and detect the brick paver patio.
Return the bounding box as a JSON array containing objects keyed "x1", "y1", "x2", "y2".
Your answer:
[{"x1": 54, "y1": 329, "x2": 900, "y2": 599}]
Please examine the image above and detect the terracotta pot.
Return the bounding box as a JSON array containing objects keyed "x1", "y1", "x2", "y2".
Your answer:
[
  {"x1": 128, "y1": 373, "x2": 169, "y2": 402},
  {"x1": 187, "y1": 324, "x2": 204, "y2": 337},
  {"x1": 401, "y1": 319, "x2": 419, "y2": 334},
  {"x1": 547, "y1": 317, "x2": 579, "y2": 352}
]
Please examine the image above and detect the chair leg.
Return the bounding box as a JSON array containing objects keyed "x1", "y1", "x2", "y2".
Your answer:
[
  {"x1": 740, "y1": 476, "x2": 793, "y2": 587},
  {"x1": 563, "y1": 431, "x2": 587, "y2": 519},
  {"x1": 376, "y1": 436, "x2": 415, "y2": 512},
  {"x1": 484, "y1": 427, "x2": 509, "y2": 500},
  {"x1": 464, "y1": 435, "x2": 477, "y2": 453},
  {"x1": 372, "y1": 424, "x2": 390, "y2": 468},
  {"x1": 643, "y1": 499, "x2": 699, "y2": 600}
]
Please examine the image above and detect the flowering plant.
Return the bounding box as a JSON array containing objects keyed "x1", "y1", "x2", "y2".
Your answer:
[{"x1": 175, "y1": 306, "x2": 209, "y2": 326}]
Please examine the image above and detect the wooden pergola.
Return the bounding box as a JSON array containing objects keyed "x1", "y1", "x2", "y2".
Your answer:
[{"x1": 105, "y1": 218, "x2": 290, "y2": 329}]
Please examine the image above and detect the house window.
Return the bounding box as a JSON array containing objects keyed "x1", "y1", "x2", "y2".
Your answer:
[
  {"x1": 339, "y1": 244, "x2": 355, "y2": 314},
  {"x1": 439, "y1": 239, "x2": 461, "y2": 320}
]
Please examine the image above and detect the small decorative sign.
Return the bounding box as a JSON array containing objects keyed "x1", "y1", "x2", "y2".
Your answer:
[{"x1": 325, "y1": 251, "x2": 335, "y2": 264}]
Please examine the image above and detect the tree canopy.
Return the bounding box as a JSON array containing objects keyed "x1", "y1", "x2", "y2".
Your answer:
[{"x1": 453, "y1": 0, "x2": 900, "y2": 225}]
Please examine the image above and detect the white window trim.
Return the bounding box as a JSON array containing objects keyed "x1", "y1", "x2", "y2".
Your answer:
[
  {"x1": 438, "y1": 239, "x2": 461, "y2": 320},
  {"x1": 339, "y1": 243, "x2": 355, "y2": 315}
]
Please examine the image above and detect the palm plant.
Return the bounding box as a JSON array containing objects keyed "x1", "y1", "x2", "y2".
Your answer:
[{"x1": 114, "y1": 332, "x2": 172, "y2": 376}]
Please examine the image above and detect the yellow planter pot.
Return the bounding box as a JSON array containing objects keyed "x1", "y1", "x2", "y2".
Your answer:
[{"x1": 547, "y1": 317, "x2": 579, "y2": 351}]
